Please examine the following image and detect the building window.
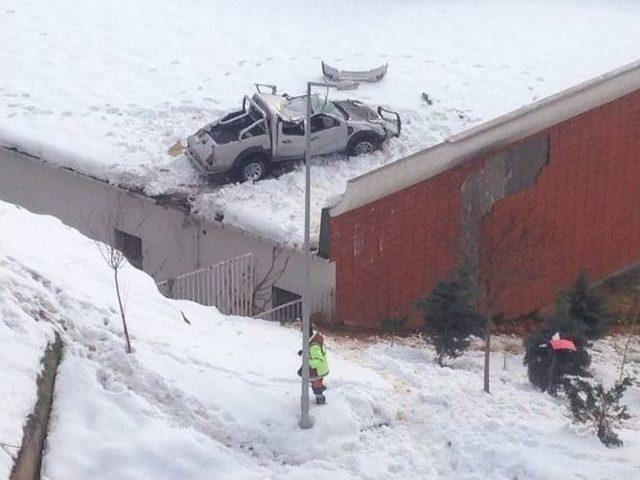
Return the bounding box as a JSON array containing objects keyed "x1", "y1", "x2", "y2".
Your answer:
[{"x1": 115, "y1": 229, "x2": 143, "y2": 269}]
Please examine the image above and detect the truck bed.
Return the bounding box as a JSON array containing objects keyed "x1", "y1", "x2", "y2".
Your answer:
[{"x1": 207, "y1": 111, "x2": 266, "y2": 144}]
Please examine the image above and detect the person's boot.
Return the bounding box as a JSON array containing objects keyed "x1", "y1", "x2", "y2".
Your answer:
[{"x1": 315, "y1": 394, "x2": 326, "y2": 405}]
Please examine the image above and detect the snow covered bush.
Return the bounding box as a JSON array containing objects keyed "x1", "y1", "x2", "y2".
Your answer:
[
  {"x1": 564, "y1": 376, "x2": 633, "y2": 447},
  {"x1": 524, "y1": 317, "x2": 590, "y2": 394},
  {"x1": 415, "y1": 269, "x2": 486, "y2": 367},
  {"x1": 524, "y1": 273, "x2": 609, "y2": 394}
]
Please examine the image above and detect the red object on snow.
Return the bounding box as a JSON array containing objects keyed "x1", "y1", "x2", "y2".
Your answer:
[{"x1": 549, "y1": 338, "x2": 577, "y2": 352}]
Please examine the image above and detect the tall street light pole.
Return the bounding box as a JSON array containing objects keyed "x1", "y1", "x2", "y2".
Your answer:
[{"x1": 300, "y1": 80, "x2": 357, "y2": 430}]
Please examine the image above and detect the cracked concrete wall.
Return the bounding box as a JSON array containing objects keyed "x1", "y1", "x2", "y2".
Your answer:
[{"x1": 461, "y1": 134, "x2": 549, "y2": 278}]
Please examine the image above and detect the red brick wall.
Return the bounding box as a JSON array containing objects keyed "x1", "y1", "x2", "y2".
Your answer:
[
  {"x1": 329, "y1": 90, "x2": 640, "y2": 329},
  {"x1": 480, "y1": 90, "x2": 640, "y2": 317},
  {"x1": 329, "y1": 161, "x2": 482, "y2": 329}
]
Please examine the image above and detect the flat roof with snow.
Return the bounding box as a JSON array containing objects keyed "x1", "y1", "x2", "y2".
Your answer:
[
  {"x1": 331, "y1": 59, "x2": 640, "y2": 216},
  {"x1": 2, "y1": 0, "x2": 640, "y2": 246}
]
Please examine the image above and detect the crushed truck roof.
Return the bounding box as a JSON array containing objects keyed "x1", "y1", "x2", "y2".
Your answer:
[{"x1": 258, "y1": 93, "x2": 342, "y2": 122}]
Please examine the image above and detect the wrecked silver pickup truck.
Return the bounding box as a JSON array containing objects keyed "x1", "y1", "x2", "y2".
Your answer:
[{"x1": 185, "y1": 85, "x2": 401, "y2": 182}]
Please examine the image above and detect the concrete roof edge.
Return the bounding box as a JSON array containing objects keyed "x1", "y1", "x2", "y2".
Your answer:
[
  {"x1": 0, "y1": 145, "x2": 300, "y2": 251},
  {"x1": 330, "y1": 59, "x2": 640, "y2": 217}
]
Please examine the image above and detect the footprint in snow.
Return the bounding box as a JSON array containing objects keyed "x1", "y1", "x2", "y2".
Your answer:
[
  {"x1": 147, "y1": 67, "x2": 157, "y2": 73},
  {"x1": 238, "y1": 60, "x2": 246, "y2": 66},
  {"x1": 224, "y1": 72, "x2": 230, "y2": 76},
  {"x1": 473, "y1": 64, "x2": 484, "y2": 68},
  {"x1": 60, "y1": 111, "x2": 73, "y2": 117},
  {"x1": 288, "y1": 56, "x2": 297, "y2": 61},
  {"x1": 402, "y1": 54, "x2": 413, "y2": 58},
  {"x1": 536, "y1": 76, "x2": 545, "y2": 82},
  {"x1": 379, "y1": 54, "x2": 389, "y2": 58},
  {"x1": 170, "y1": 60, "x2": 180, "y2": 65},
  {"x1": 255, "y1": 62, "x2": 261, "y2": 67},
  {"x1": 265, "y1": 56, "x2": 274, "y2": 61}
]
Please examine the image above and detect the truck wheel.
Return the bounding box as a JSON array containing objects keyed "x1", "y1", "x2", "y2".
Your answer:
[
  {"x1": 349, "y1": 135, "x2": 379, "y2": 156},
  {"x1": 237, "y1": 156, "x2": 267, "y2": 182}
]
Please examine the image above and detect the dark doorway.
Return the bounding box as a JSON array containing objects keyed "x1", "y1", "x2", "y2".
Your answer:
[
  {"x1": 272, "y1": 286, "x2": 301, "y2": 307},
  {"x1": 115, "y1": 229, "x2": 143, "y2": 269}
]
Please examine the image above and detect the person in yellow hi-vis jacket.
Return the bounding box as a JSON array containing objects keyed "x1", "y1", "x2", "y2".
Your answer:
[{"x1": 298, "y1": 325, "x2": 329, "y2": 404}]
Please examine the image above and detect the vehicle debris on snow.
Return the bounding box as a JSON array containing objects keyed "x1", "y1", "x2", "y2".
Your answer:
[{"x1": 321, "y1": 61, "x2": 388, "y2": 82}]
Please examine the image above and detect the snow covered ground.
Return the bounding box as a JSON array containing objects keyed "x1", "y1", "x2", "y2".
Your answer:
[
  {"x1": 1, "y1": 200, "x2": 639, "y2": 479},
  {"x1": 2, "y1": 1, "x2": 640, "y2": 245},
  {"x1": 0, "y1": 230, "x2": 55, "y2": 478}
]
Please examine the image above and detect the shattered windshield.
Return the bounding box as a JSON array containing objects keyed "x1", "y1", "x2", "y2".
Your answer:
[
  {"x1": 273, "y1": 94, "x2": 340, "y2": 121},
  {"x1": 284, "y1": 93, "x2": 340, "y2": 118},
  {"x1": 332, "y1": 102, "x2": 349, "y2": 120}
]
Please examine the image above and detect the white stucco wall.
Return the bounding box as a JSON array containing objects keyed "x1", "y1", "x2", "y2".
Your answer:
[{"x1": 0, "y1": 147, "x2": 335, "y2": 314}]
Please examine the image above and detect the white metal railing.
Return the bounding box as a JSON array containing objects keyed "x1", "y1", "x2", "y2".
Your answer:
[
  {"x1": 157, "y1": 253, "x2": 254, "y2": 316},
  {"x1": 255, "y1": 299, "x2": 302, "y2": 323},
  {"x1": 255, "y1": 289, "x2": 335, "y2": 324}
]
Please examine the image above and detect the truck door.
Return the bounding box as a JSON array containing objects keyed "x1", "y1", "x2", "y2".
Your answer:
[
  {"x1": 276, "y1": 120, "x2": 306, "y2": 160},
  {"x1": 309, "y1": 114, "x2": 348, "y2": 156}
]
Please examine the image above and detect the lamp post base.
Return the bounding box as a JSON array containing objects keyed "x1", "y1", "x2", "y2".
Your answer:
[{"x1": 299, "y1": 415, "x2": 315, "y2": 429}]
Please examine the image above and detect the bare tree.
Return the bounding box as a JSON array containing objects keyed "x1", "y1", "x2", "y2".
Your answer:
[
  {"x1": 94, "y1": 193, "x2": 136, "y2": 353},
  {"x1": 98, "y1": 243, "x2": 132, "y2": 353},
  {"x1": 251, "y1": 246, "x2": 292, "y2": 315},
  {"x1": 619, "y1": 284, "x2": 640, "y2": 382},
  {"x1": 477, "y1": 206, "x2": 552, "y2": 393}
]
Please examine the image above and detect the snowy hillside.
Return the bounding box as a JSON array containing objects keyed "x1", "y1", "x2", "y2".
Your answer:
[
  {"x1": 1, "y1": 200, "x2": 639, "y2": 479},
  {"x1": 2, "y1": 1, "x2": 640, "y2": 245}
]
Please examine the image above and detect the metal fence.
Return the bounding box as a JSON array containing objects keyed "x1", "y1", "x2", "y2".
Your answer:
[
  {"x1": 254, "y1": 299, "x2": 302, "y2": 323},
  {"x1": 254, "y1": 289, "x2": 335, "y2": 324},
  {"x1": 157, "y1": 253, "x2": 254, "y2": 316}
]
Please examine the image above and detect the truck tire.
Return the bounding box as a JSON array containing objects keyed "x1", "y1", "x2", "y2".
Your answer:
[
  {"x1": 237, "y1": 155, "x2": 268, "y2": 183},
  {"x1": 348, "y1": 134, "x2": 380, "y2": 156}
]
